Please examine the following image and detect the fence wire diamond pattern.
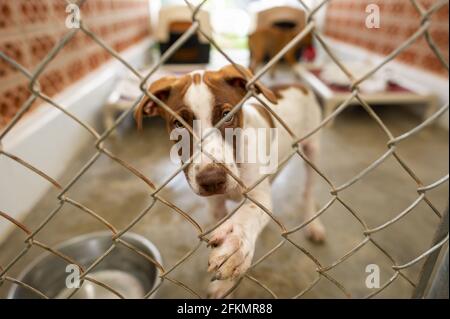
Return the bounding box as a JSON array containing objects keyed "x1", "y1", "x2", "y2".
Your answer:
[{"x1": 0, "y1": 0, "x2": 449, "y2": 299}]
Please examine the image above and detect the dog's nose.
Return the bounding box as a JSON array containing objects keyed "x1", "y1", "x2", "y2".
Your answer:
[{"x1": 196, "y1": 166, "x2": 227, "y2": 194}]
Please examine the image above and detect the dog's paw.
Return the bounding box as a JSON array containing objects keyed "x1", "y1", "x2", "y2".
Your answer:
[
  {"x1": 305, "y1": 219, "x2": 326, "y2": 244},
  {"x1": 206, "y1": 279, "x2": 235, "y2": 299},
  {"x1": 207, "y1": 221, "x2": 254, "y2": 280}
]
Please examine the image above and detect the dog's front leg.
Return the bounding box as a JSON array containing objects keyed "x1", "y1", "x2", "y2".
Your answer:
[
  {"x1": 207, "y1": 180, "x2": 271, "y2": 282},
  {"x1": 302, "y1": 142, "x2": 326, "y2": 243},
  {"x1": 206, "y1": 195, "x2": 238, "y2": 298},
  {"x1": 207, "y1": 195, "x2": 227, "y2": 220},
  {"x1": 207, "y1": 278, "x2": 236, "y2": 299}
]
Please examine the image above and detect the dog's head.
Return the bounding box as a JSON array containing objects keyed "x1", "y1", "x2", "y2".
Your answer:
[{"x1": 134, "y1": 65, "x2": 277, "y2": 196}]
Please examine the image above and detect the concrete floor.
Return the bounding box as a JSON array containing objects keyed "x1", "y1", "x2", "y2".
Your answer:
[{"x1": 0, "y1": 100, "x2": 448, "y2": 299}]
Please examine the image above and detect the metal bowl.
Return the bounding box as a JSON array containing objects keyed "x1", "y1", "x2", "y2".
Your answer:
[{"x1": 8, "y1": 232, "x2": 162, "y2": 299}]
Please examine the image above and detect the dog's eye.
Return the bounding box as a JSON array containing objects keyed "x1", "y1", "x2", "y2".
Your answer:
[
  {"x1": 222, "y1": 110, "x2": 234, "y2": 123},
  {"x1": 173, "y1": 119, "x2": 184, "y2": 128}
]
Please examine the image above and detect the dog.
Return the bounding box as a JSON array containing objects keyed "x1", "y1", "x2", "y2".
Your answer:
[
  {"x1": 249, "y1": 25, "x2": 313, "y2": 78},
  {"x1": 134, "y1": 65, "x2": 325, "y2": 298}
]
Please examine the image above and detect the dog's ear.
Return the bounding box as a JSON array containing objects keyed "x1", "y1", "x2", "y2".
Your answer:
[
  {"x1": 219, "y1": 65, "x2": 278, "y2": 104},
  {"x1": 134, "y1": 76, "x2": 177, "y2": 130}
]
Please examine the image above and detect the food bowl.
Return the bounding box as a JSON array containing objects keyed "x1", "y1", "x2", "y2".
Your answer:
[{"x1": 8, "y1": 232, "x2": 162, "y2": 299}]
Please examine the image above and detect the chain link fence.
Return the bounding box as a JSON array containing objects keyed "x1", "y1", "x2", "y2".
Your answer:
[{"x1": 0, "y1": 0, "x2": 449, "y2": 299}]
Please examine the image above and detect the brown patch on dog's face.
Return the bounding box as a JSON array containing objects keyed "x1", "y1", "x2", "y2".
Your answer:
[
  {"x1": 134, "y1": 74, "x2": 199, "y2": 188},
  {"x1": 204, "y1": 69, "x2": 245, "y2": 144},
  {"x1": 204, "y1": 65, "x2": 278, "y2": 106},
  {"x1": 203, "y1": 64, "x2": 277, "y2": 140},
  {"x1": 210, "y1": 102, "x2": 243, "y2": 165},
  {"x1": 204, "y1": 66, "x2": 256, "y2": 164},
  {"x1": 134, "y1": 75, "x2": 193, "y2": 130}
]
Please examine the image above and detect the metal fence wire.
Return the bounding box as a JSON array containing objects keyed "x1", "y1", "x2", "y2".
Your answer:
[{"x1": 0, "y1": 0, "x2": 449, "y2": 299}]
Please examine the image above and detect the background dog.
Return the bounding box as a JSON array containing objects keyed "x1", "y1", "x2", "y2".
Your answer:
[{"x1": 249, "y1": 24, "x2": 313, "y2": 78}]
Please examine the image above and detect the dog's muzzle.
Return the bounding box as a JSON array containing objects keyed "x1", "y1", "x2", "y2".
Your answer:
[{"x1": 196, "y1": 165, "x2": 227, "y2": 195}]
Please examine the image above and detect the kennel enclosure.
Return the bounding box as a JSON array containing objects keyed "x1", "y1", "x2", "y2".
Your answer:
[{"x1": 0, "y1": 0, "x2": 448, "y2": 299}]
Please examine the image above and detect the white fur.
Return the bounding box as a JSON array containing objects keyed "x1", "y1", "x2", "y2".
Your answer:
[
  {"x1": 184, "y1": 72, "x2": 213, "y2": 126},
  {"x1": 178, "y1": 74, "x2": 325, "y2": 298}
]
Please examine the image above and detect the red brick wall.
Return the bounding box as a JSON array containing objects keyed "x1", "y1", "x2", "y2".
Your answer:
[
  {"x1": 324, "y1": 0, "x2": 448, "y2": 76},
  {"x1": 0, "y1": 0, "x2": 151, "y2": 128}
]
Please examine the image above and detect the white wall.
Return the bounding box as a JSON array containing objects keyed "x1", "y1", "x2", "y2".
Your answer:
[{"x1": 0, "y1": 39, "x2": 153, "y2": 243}]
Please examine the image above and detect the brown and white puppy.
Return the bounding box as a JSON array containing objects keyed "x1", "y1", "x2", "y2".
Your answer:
[{"x1": 135, "y1": 65, "x2": 325, "y2": 298}]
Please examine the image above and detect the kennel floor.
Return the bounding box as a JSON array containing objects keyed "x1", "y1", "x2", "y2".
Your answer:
[{"x1": 0, "y1": 106, "x2": 448, "y2": 299}]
